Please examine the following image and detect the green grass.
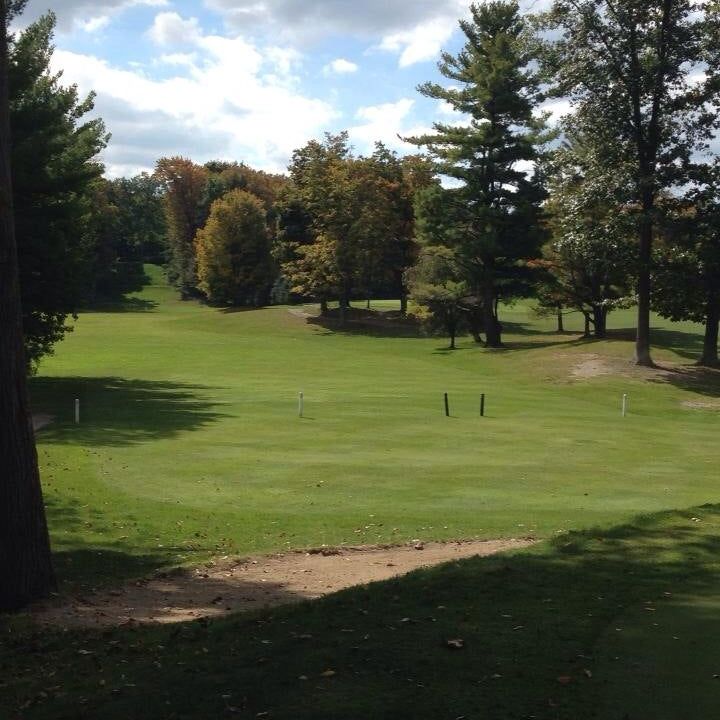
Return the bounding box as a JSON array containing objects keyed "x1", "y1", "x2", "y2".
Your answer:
[
  {"x1": 27, "y1": 265, "x2": 720, "y2": 590},
  {"x1": 3, "y1": 505, "x2": 720, "y2": 719},
  {"x1": 2, "y1": 265, "x2": 720, "y2": 718}
]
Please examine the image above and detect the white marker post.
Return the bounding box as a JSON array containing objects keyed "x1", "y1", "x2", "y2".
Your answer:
[
  {"x1": 622, "y1": 393, "x2": 628, "y2": 418},
  {"x1": 298, "y1": 391, "x2": 304, "y2": 418},
  {"x1": 74, "y1": 398, "x2": 80, "y2": 424}
]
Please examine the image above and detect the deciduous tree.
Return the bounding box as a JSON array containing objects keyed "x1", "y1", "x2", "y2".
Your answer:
[
  {"x1": 541, "y1": 0, "x2": 720, "y2": 365},
  {"x1": 195, "y1": 189, "x2": 273, "y2": 306}
]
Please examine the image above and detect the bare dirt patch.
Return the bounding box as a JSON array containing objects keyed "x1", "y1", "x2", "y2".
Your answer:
[
  {"x1": 32, "y1": 414, "x2": 54, "y2": 431},
  {"x1": 32, "y1": 539, "x2": 533, "y2": 628},
  {"x1": 682, "y1": 399, "x2": 720, "y2": 411}
]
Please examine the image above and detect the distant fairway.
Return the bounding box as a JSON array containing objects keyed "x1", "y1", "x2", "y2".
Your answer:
[{"x1": 31, "y1": 266, "x2": 720, "y2": 588}]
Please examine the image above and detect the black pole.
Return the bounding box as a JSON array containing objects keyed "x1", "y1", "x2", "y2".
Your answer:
[
  {"x1": 480, "y1": 393, "x2": 485, "y2": 417},
  {"x1": 444, "y1": 392, "x2": 450, "y2": 417}
]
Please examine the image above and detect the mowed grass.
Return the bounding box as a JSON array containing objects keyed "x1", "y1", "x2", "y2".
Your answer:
[
  {"x1": 29, "y1": 265, "x2": 720, "y2": 589},
  {"x1": 3, "y1": 505, "x2": 720, "y2": 719},
  {"x1": 3, "y1": 266, "x2": 720, "y2": 719}
]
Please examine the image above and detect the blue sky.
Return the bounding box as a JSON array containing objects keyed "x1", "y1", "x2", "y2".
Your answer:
[{"x1": 21, "y1": 0, "x2": 555, "y2": 177}]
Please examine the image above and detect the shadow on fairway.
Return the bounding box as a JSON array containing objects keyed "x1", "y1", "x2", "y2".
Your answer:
[
  {"x1": 9, "y1": 504, "x2": 720, "y2": 720},
  {"x1": 82, "y1": 297, "x2": 159, "y2": 313},
  {"x1": 30, "y1": 376, "x2": 227, "y2": 446},
  {"x1": 649, "y1": 364, "x2": 720, "y2": 398},
  {"x1": 305, "y1": 308, "x2": 423, "y2": 338}
]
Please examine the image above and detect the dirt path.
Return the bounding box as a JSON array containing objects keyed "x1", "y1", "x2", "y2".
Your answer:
[
  {"x1": 33, "y1": 539, "x2": 533, "y2": 628},
  {"x1": 32, "y1": 413, "x2": 54, "y2": 431}
]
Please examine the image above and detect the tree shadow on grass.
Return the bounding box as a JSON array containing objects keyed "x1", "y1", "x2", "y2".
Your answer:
[
  {"x1": 29, "y1": 377, "x2": 228, "y2": 447},
  {"x1": 305, "y1": 308, "x2": 424, "y2": 339},
  {"x1": 8, "y1": 504, "x2": 720, "y2": 720},
  {"x1": 82, "y1": 297, "x2": 159, "y2": 313},
  {"x1": 648, "y1": 364, "x2": 720, "y2": 398}
]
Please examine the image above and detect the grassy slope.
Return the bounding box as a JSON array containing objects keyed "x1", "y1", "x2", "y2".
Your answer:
[
  {"x1": 2, "y1": 267, "x2": 719, "y2": 718},
  {"x1": 28, "y1": 266, "x2": 720, "y2": 589}
]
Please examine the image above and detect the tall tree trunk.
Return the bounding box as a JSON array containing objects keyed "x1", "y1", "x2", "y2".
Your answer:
[
  {"x1": 635, "y1": 202, "x2": 654, "y2": 366},
  {"x1": 592, "y1": 306, "x2": 607, "y2": 339},
  {"x1": 320, "y1": 297, "x2": 328, "y2": 315},
  {"x1": 482, "y1": 272, "x2": 502, "y2": 348},
  {"x1": 583, "y1": 312, "x2": 591, "y2": 338},
  {"x1": 0, "y1": 1, "x2": 56, "y2": 611},
  {"x1": 556, "y1": 305, "x2": 564, "y2": 333},
  {"x1": 699, "y1": 290, "x2": 720, "y2": 367},
  {"x1": 395, "y1": 270, "x2": 408, "y2": 315}
]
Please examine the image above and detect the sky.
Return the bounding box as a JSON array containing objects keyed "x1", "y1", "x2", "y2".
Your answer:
[{"x1": 17, "y1": 0, "x2": 556, "y2": 178}]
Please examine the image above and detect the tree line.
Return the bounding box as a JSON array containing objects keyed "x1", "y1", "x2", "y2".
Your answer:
[{"x1": 11, "y1": 2, "x2": 720, "y2": 377}]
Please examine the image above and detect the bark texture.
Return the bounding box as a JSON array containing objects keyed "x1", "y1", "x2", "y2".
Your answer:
[{"x1": 0, "y1": 1, "x2": 56, "y2": 612}]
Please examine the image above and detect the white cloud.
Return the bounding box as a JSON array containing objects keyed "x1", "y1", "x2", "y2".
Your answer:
[
  {"x1": 349, "y1": 99, "x2": 431, "y2": 153},
  {"x1": 49, "y1": 17, "x2": 340, "y2": 176},
  {"x1": 204, "y1": 0, "x2": 466, "y2": 41},
  {"x1": 20, "y1": 0, "x2": 170, "y2": 32},
  {"x1": 80, "y1": 16, "x2": 111, "y2": 33},
  {"x1": 323, "y1": 58, "x2": 359, "y2": 76},
  {"x1": 379, "y1": 17, "x2": 458, "y2": 68},
  {"x1": 148, "y1": 12, "x2": 202, "y2": 46}
]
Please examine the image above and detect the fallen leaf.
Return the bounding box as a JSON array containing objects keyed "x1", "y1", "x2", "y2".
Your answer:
[
  {"x1": 320, "y1": 670, "x2": 336, "y2": 678},
  {"x1": 446, "y1": 639, "x2": 465, "y2": 650}
]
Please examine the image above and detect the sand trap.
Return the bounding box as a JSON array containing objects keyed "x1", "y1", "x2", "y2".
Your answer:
[{"x1": 32, "y1": 539, "x2": 534, "y2": 628}]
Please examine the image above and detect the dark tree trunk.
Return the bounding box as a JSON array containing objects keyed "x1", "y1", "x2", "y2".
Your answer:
[
  {"x1": 395, "y1": 270, "x2": 408, "y2": 315},
  {"x1": 0, "y1": 2, "x2": 56, "y2": 611},
  {"x1": 592, "y1": 306, "x2": 608, "y2": 339},
  {"x1": 699, "y1": 290, "x2": 720, "y2": 367},
  {"x1": 557, "y1": 305, "x2": 564, "y2": 333},
  {"x1": 583, "y1": 312, "x2": 591, "y2": 338},
  {"x1": 482, "y1": 274, "x2": 502, "y2": 348},
  {"x1": 467, "y1": 303, "x2": 485, "y2": 344},
  {"x1": 320, "y1": 297, "x2": 328, "y2": 315},
  {"x1": 635, "y1": 200, "x2": 654, "y2": 366}
]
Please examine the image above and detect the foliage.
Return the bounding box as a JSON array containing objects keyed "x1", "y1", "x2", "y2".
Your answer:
[
  {"x1": 539, "y1": 133, "x2": 636, "y2": 337},
  {"x1": 10, "y1": 12, "x2": 108, "y2": 367},
  {"x1": 279, "y1": 134, "x2": 428, "y2": 315},
  {"x1": 652, "y1": 176, "x2": 720, "y2": 365},
  {"x1": 195, "y1": 189, "x2": 273, "y2": 306},
  {"x1": 407, "y1": 1, "x2": 548, "y2": 347},
  {"x1": 539, "y1": 0, "x2": 720, "y2": 363},
  {"x1": 406, "y1": 245, "x2": 468, "y2": 348},
  {"x1": 154, "y1": 156, "x2": 208, "y2": 298}
]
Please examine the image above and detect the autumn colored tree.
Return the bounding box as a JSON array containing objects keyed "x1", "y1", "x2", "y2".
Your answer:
[
  {"x1": 0, "y1": 0, "x2": 55, "y2": 611},
  {"x1": 195, "y1": 189, "x2": 273, "y2": 306},
  {"x1": 155, "y1": 157, "x2": 208, "y2": 298}
]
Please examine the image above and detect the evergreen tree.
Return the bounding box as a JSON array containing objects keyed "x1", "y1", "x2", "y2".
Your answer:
[
  {"x1": 10, "y1": 12, "x2": 107, "y2": 366},
  {"x1": 408, "y1": 1, "x2": 548, "y2": 347}
]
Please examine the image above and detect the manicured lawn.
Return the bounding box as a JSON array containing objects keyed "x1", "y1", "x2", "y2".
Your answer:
[
  {"x1": 3, "y1": 505, "x2": 720, "y2": 719},
  {"x1": 27, "y1": 266, "x2": 720, "y2": 590},
  {"x1": 2, "y1": 266, "x2": 719, "y2": 719}
]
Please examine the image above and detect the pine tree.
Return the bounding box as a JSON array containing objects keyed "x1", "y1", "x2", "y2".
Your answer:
[{"x1": 407, "y1": 1, "x2": 548, "y2": 347}]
